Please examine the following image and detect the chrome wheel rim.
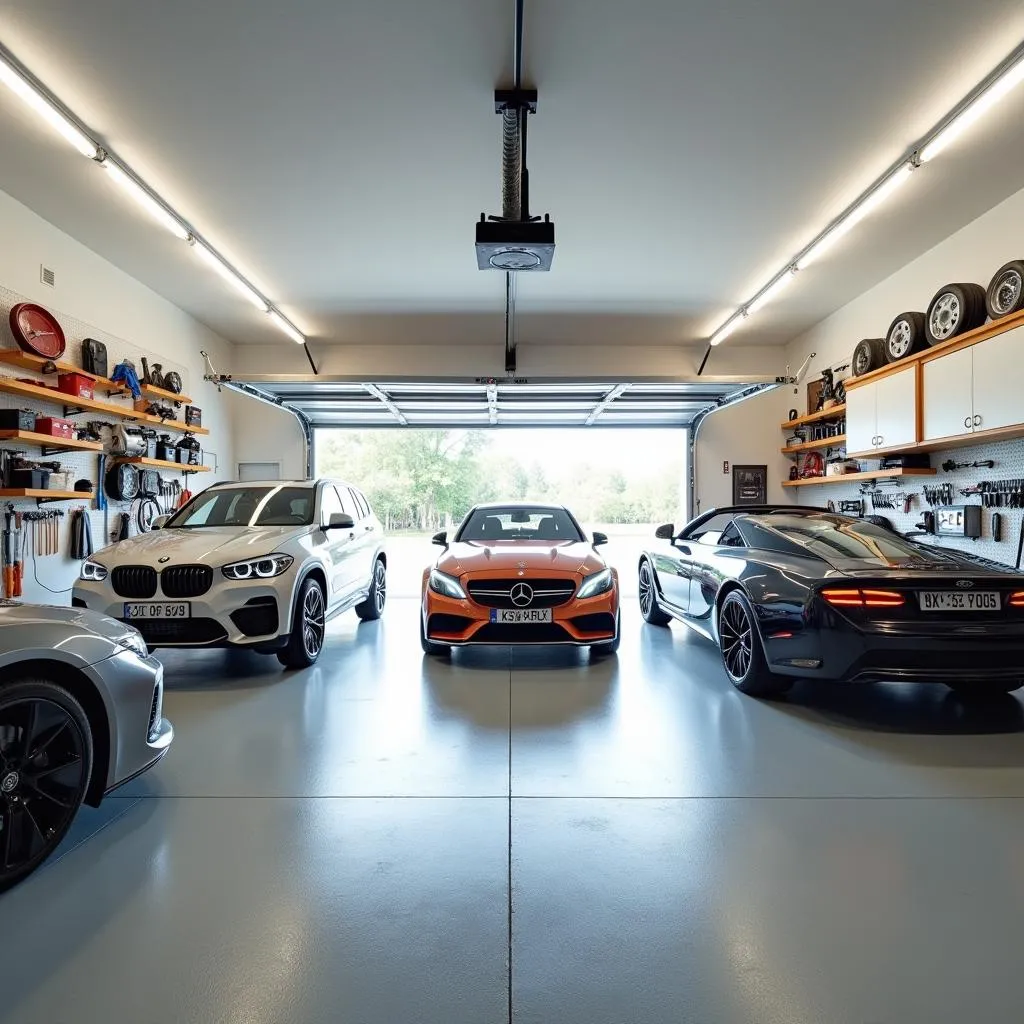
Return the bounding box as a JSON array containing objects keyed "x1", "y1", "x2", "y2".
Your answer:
[
  {"x1": 0, "y1": 698, "x2": 86, "y2": 880},
  {"x1": 639, "y1": 563, "x2": 654, "y2": 617},
  {"x1": 888, "y1": 319, "x2": 912, "y2": 358},
  {"x1": 993, "y1": 270, "x2": 1022, "y2": 316},
  {"x1": 854, "y1": 346, "x2": 870, "y2": 374},
  {"x1": 719, "y1": 600, "x2": 752, "y2": 680},
  {"x1": 302, "y1": 585, "x2": 326, "y2": 658},
  {"x1": 930, "y1": 293, "x2": 960, "y2": 340},
  {"x1": 374, "y1": 562, "x2": 386, "y2": 613}
]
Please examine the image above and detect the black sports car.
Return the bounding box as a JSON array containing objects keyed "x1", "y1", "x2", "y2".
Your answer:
[{"x1": 639, "y1": 505, "x2": 1024, "y2": 697}]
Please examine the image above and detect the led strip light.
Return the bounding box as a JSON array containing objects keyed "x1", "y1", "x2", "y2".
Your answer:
[{"x1": 0, "y1": 45, "x2": 306, "y2": 346}]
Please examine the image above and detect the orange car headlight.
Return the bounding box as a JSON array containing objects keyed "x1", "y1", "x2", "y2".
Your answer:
[
  {"x1": 577, "y1": 567, "x2": 613, "y2": 600},
  {"x1": 428, "y1": 568, "x2": 467, "y2": 600}
]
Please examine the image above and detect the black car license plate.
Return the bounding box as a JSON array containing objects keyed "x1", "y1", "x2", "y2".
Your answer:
[{"x1": 919, "y1": 591, "x2": 1000, "y2": 612}]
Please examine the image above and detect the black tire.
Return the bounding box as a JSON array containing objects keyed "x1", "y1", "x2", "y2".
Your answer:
[
  {"x1": 277, "y1": 576, "x2": 327, "y2": 670},
  {"x1": 0, "y1": 680, "x2": 92, "y2": 892},
  {"x1": 355, "y1": 558, "x2": 386, "y2": 621},
  {"x1": 591, "y1": 612, "x2": 621, "y2": 656},
  {"x1": 947, "y1": 680, "x2": 1023, "y2": 697},
  {"x1": 420, "y1": 615, "x2": 450, "y2": 658},
  {"x1": 638, "y1": 560, "x2": 671, "y2": 625},
  {"x1": 883, "y1": 311, "x2": 927, "y2": 363},
  {"x1": 985, "y1": 260, "x2": 1024, "y2": 320},
  {"x1": 851, "y1": 338, "x2": 886, "y2": 376},
  {"x1": 926, "y1": 282, "x2": 987, "y2": 345},
  {"x1": 717, "y1": 591, "x2": 792, "y2": 698}
]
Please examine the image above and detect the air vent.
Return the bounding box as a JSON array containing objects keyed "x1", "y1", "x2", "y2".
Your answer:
[{"x1": 39, "y1": 265, "x2": 55, "y2": 288}]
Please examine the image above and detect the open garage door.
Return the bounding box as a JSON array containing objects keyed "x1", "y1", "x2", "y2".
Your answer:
[{"x1": 229, "y1": 378, "x2": 775, "y2": 430}]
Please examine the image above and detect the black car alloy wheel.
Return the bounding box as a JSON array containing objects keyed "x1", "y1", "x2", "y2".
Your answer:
[
  {"x1": 717, "y1": 592, "x2": 792, "y2": 698},
  {"x1": 719, "y1": 599, "x2": 752, "y2": 679},
  {"x1": 0, "y1": 691, "x2": 89, "y2": 888},
  {"x1": 639, "y1": 560, "x2": 671, "y2": 625}
]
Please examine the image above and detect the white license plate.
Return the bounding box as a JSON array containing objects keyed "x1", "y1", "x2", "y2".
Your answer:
[
  {"x1": 124, "y1": 602, "x2": 191, "y2": 619},
  {"x1": 490, "y1": 608, "x2": 553, "y2": 624},
  {"x1": 919, "y1": 591, "x2": 1000, "y2": 612}
]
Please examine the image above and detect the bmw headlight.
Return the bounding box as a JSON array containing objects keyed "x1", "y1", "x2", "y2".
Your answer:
[
  {"x1": 116, "y1": 630, "x2": 149, "y2": 659},
  {"x1": 428, "y1": 568, "x2": 467, "y2": 600},
  {"x1": 222, "y1": 554, "x2": 294, "y2": 581},
  {"x1": 80, "y1": 560, "x2": 108, "y2": 582},
  {"x1": 577, "y1": 567, "x2": 613, "y2": 600}
]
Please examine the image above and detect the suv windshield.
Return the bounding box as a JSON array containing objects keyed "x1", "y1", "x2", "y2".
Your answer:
[
  {"x1": 167, "y1": 486, "x2": 315, "y2": 529},
  {"x1": 456, "y1": 506, "x2": 584, "y2": 543}
]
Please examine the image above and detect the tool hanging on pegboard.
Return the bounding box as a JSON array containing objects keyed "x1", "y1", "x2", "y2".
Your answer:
[
  {"x1": 942, "y1": 459, "x2": 995, "y2": 472},
  {"x1": 923, "y1": 483, "x2": 956, "y2": 506},
  {"x1": 20, "y1": 509, "x2": 65, "y2": 558}
]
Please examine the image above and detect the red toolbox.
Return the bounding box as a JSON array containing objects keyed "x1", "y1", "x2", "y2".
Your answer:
[
  {"x1": 57, "y1": 372, "x2": 95, "y2": 400},
  {"x1": 35, "y1": 416, "x2": 75, "y2": 439}
]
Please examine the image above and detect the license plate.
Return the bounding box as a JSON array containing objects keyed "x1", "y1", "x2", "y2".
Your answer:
[
  {"x1": 124, "y1": 602, "x2": 191, "y2": 619},
  {"x1": 490, "y1": 608, "x2": 553, "y2": 624},
  {"x1": 919, "y1": 591, "x2": 1000, "y2": 612}
]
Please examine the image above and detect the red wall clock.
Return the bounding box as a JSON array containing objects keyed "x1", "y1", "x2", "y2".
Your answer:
[{"x1": 9, "y1": 303, "x2": 67, "y2": 359}]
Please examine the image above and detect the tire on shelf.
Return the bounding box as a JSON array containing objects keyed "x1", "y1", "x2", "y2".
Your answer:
[
  {"x1": 851, "y1": 337, "x2": 886, "y2": 376},
  {"x1": 883, "y1": 311, "x2": 927, "y2": 363},
  {"x1": 985, "y1": 260, "x2": 1024, "y2": 321},
  {"x1": 925, "y1": 282, "x2": 987, "y2": 345}
]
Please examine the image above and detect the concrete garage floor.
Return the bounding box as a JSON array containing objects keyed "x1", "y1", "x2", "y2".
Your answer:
[{"x1": 5, "y1": 600, "x2": 1024, "y2": 1023}]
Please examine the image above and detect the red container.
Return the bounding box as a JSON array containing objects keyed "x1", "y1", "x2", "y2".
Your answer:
[
  {"x1": 57, "y1": 372, "x2": 95, "y2": 400},
  {"x1": 35, "y1": 416, "x2": 75, "y2": 439}
]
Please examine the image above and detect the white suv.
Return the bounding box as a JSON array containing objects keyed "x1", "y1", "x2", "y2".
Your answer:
[{"x1": 73, "y1": 479, "x2": 387, "y2": 669}]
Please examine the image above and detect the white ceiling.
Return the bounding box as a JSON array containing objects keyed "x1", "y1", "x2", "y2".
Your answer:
[{"x1": 0, "y1": 1, "x2": 1023, "y2": 354}]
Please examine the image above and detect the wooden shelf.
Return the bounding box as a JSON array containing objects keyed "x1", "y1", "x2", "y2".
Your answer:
[
  {"x1": 0, "y1": 429, "x2": 103, "y2": 453},
  {"x1": 781, "y1": 404, "x2": 846, "y2": 430},
  {"x1": 782, "y1": 467, "x2": 937, "y2": 488},
  {"x1": 0, "y1": 349, "x2": 193, "y2": 404},
  {"x1": 781, "y1": 434, "x2": 847, "y2": 455},
  {"x1": 111, "y1": 457, "x2": 210, "y2": 472},
  {"x1": 0, "y1": 376, "x2": 208, "y2": 434},
  {"x1": 0, "y1": 488, "x2": 94, "y2": 501}
]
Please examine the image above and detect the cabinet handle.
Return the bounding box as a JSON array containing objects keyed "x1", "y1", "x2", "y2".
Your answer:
[
  {"x1": 964, "y1": 416, "x2": 972, "y2": 428},
  {"x1": 973, "y1": 415, "x2": 982, "y2": 427}
]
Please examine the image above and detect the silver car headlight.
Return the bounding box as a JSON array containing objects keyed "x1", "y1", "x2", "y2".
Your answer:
[
  {"x1": 428, "y1": 568, "x2": 467, "y2": 600},
  {"x1": 116, "y1": 629, "x2": 149, "y2": 659},
  {"x1": 222, "y1": 553, "x2": 294, "y2": 581},
  {"x1": 577, "y1": 567, "x2": 613, "y2": 600},
  {"x1": 81, "y1": 560, "x2": 108, "y2": 582}
]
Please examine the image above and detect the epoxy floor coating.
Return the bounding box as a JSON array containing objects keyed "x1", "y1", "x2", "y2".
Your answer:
[{"x1": 5, "y1": 598, "x2": 1024, "y2": 1023}]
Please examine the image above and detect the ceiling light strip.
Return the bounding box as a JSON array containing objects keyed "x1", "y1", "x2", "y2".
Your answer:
[
  {"x1": 0, "y1": 43, "x2": 305, "y2": 345},
  {"x1": 706, "y1": 40, "x2": 1024, "y2": 346}
]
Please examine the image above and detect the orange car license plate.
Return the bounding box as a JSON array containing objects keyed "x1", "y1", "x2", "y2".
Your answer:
[{"x1": 489, "y1": 608, "x2": 553, "y2": 624}]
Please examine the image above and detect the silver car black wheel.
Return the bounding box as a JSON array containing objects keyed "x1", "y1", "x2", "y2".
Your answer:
[
  {"x1": 374, "y1": 561, "x2": 387, "y2": 614},
  {"x1": 302, "y1": 585, "x2": 326, "y2": 659}
]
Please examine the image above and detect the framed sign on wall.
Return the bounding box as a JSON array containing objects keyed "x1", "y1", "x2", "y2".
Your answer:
[{"x1": 732, "y1": 464, "x2": 767, "y2": 506}]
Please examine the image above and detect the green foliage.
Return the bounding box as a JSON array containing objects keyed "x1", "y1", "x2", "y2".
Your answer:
[{"x1": 315, "y1": 430, "x2": 683, "y2": 531}]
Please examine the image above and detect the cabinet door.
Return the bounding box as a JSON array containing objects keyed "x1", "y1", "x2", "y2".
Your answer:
[
  {"x1": 874, "y1": 367, "x2": 918, "y2": 449},
  {"x1": 971, "y1": 325, "x2": 1024, "y2": 433},
  {"x1": 844, "y1": 381, "x2": 877, "y2": 454},
  {"x1": 922, "y1": 348, "x2": 973, "y2": 442}
]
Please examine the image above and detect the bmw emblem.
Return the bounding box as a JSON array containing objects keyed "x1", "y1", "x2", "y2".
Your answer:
[{"x1": 158, "y1": 556, "x2": 171, "y2": 564}]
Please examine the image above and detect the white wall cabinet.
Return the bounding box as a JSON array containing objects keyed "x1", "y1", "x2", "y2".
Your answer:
[
  {"x1": 922, "y1": 323, "x2": 1024, "y2": 441},
  {"x1": 846, "y1": 366, "x2": 917, "y2": 452}
]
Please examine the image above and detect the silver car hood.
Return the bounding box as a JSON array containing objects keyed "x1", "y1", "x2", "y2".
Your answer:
[
  {"x1": 0, "y1": 601, "x2": 141, "y2": 664},
  {"x1": 90, "y1": 525, "x2": 306, "y2": 568}
]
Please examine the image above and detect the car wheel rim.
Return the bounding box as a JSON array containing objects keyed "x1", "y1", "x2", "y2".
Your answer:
[
  {"x1": 854, "y1": 347, "x2": 869, "y2": 374},
  {"x1": 888, "y1": 320, "x2": 912, "y2": 357},
  {"x1": 374, "y1": 563, "x2": 386, "y2": 613},
  {"x1": 0, "y1": 698, "x2": 86, "y2": 879},
  {"x1": 639, "y1": 564, "x2": 654, "y2": 616},
  {"x1": 993, "y1": 270, "x2": 1022, "y2": 315},
  {"x1": 930, "y1": 293, "x2": 960, "y2": 340},
  {"x1": 719, "y1": 601, "x2": 752, "y2": 680},
  {"x1": 302, "y1": 586, "x2": 325, "y2": 658}
]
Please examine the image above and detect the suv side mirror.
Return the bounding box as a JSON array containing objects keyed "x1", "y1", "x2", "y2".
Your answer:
[
  {"x1": 151, "y1": 515, "x2": 170, "y2": 531},
  {"x1": 592, "y1": 531, "x2": 608, "y2": 547},
  {"x1": 655, "y1": 523, "x2": 675, "y2": 540},
  {"x1": 326, "y1": 512, "x2": 355, "y2": 530},
  {"x1": 432, "y1": 531, "x2": 448, "y2": 547}
]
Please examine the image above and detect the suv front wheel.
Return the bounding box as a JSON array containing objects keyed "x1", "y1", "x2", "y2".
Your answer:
[{"x1": 278, "y1": 577, "x2": 327, "y2": 670}]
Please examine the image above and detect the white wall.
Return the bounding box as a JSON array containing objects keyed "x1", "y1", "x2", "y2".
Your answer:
[
  {"x1": 0, "y1": 188, "x2": 236, "y2": 604},
  {"x1": 227, "y1": 390, "x2": 307, "y2": 480}
]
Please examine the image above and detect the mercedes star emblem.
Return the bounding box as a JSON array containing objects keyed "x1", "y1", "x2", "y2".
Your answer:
[{"x1": 510, "y1": 582, "x2": 534, "y2": 607}]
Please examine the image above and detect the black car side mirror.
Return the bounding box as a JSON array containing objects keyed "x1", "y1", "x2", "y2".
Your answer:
[
  {"x1": 655, "y1": 523, "x2": 675, "y2": 540},
  {"x1": 432, "y1": 531, "x2": 448, "y2": 547},
  {"x1": 326, "y1": 512, "x2": 355, "y2": 530},
  {"x1": 592, "y1": 531, "x2": 608, "y2": 547}
]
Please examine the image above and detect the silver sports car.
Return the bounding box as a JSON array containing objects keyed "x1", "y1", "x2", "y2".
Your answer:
[{"x1": 0, "y1": 600, "x2": 173, "y2": 891}]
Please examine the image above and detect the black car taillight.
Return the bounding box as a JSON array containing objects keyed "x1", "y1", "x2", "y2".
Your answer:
[
  {"x1": 1009, "y1": 591, "x2": 1024, "y2": 607},
  {"x1": 822, "y1": 588, "x2": 905, "y2": 609}
]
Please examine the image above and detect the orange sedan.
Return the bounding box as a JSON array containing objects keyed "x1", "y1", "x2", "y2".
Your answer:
[{"x1": 420, "y1": 503, "x2": 620, "y2": 655}]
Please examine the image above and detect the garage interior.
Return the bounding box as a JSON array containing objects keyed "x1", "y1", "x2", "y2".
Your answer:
[{"x1": 4, "y1": 1, "x2": 1024, "y2": 1021}]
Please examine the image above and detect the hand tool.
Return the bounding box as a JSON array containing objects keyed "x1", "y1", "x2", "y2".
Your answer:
[
  {"x1": 992, "y1": 511, "x2": 1003, "y2": 543},
  {"x1": 13, "y1": 512, "x2": 22, "y2": 597},
  {"x1": 942, "y1": 459, "x2": 995, "y2": 472}
]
